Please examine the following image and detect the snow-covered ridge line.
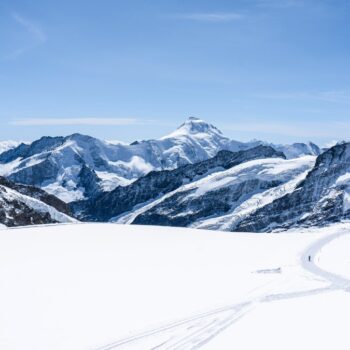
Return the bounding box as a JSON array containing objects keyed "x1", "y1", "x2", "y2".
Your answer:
[
  {"x1": 0, "y1": 117, "x2": 321, "y2": 203},
  {"x1": 0, "y1": 141, "x2": 27, "y2": 155},
  {"x1": 193, "y1": 170, "x2": 311, "y2": 231}
]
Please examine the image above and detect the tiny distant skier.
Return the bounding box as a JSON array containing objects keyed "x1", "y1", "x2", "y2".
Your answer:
[{"x1": 308, "y1": 255, "x2": 311, "y2": 262}]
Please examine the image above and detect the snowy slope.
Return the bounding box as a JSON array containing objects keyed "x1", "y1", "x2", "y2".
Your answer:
[
  {"x1": 0, "y1": 223, "x2": 349, "y2": 350},
  {"x1": 0, "y1": 117, "x2": 320, "y2": 202},
  {"x1": 193, "y1": 170, "x2": 310, "y2": 231},
  {"x1": 272, "y1": 141, "x2": 320, "y2": 159},
  {"x1": 120, "y1": 156, "x2": 315, "y2": 228},
  {"x1": 236, "y1": 142, "x2": 350, "y2": 232},
  {"x1": 0, "y1": 180, "x2": 76, "y2": 226}
]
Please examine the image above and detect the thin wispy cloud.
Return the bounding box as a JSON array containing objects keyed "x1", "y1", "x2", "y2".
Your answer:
[
  {"x1": 323, "y1": 140, "x2": 339, "y2": 149},
  {"x1": 223, "y1": 120, "x2": 350, "y2": 139},
  {"x1": 3, "y1": 12, "x2": 47, "y2": 60},
  {"x1": 10, "y1": 118, "x2": 149, "y2": 126},
  {"x1": 171, "y1": 12, "x2": 244, "y2": 22},
  {"x1": 256, "y1": 90, "x2": 350, "y2": 104},
  {"x1": 12, "y1": 12, "x2": 47, "y2": 43},
  {"x1": 256, "y1": 0, "x2": 305, "y2": 8}
]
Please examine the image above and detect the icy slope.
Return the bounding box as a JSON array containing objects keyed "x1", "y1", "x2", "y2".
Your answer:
[
  {"x1": 236, "y1": 142, "x2": 350, "y2": 232},
  {"x1": 273, "y1": 141, "x2": 320, "y2": 159},
  {"x1": 193, "y1": 170, "x2": 310, "y2": 231},
  {"x1": 0, "y1": 179, "x2": 76, "y2": 226},
  {"x1": 124, "y1": 156, "x2": 315, "y2": 228},
  {"x1": 0, "y1": 223, "x2": 349, "y2": 350}
]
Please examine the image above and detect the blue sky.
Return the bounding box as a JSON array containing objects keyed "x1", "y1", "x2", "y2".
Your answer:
[{"x1": 1, "y1": 0, "x2": 350, "y2": 145}]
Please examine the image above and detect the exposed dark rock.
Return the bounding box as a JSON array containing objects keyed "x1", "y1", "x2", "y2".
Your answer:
[
  {"x1": 8, "y1": 157, "x2": 60, "y2": 187},
  {"x1": 0, "y1": 176, "x2": 71, "y2": 215},
  {"x1": 76, "y1": 164, "x2": 102, "y2": 198},
  {"x1": 133, "y1": 178, "x2": 281, "y2": 227},
  {"x1": 0, "y1": 136, "x2": 64, "y2": 163},
  {"x1": 235, "y1": 142, "x2": 350, "y2": 232}
]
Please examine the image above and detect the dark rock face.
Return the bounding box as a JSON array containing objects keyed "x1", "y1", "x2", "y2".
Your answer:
[
  {"x1": 76, "y1": 164, "x2": 102, "y2": 198},
  {"x1": 308, "y1": 142, "x2": 322, "y2": 156},
  {"x1": 0, "y1": 177, "x2": 73, "y2": 227},
  {"x1": 235, "y1": 143, "x2": 350, "y2": 232},
  {"x1": 1, "y1": 137, "x2": 104, "y2": 202},
  {"x1": 72, "y1": 145, "x2": 285, "y2": 221},
  {"x1": 0, "y1": 176, "x2": 71, "y2": 215},
  {"x1": 8, "y1": 158, "x2": 60, "y2": 187},
  {"x1": 0, "y1": 195, "x2": 57, "y2": 227},
  {"x1": 132, "y1": 178, "x2": 281, "y2": 227}
]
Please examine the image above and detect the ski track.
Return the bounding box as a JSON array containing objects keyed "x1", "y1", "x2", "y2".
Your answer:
[{"x1": 94, "y1": 230, "x2": 350, "y2": 350}]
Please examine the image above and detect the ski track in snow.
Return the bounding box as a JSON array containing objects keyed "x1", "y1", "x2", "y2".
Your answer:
[{"x1": 94, "y1": 229, "x2": 350, "y2": 350}]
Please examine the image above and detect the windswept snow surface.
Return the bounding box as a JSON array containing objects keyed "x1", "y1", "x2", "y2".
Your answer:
[
  {"x1": 317, "y1": 231, "x2": 350, "y2": 281},
  {"x1": 1, "y1": 223, "x2": 350, "y2": 350}
]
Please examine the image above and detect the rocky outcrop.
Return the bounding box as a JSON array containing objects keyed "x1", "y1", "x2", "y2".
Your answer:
[
  {"x1": 0, "y1": 177, "x2": 75, "y2": 227},
  {"x1": 76, "y1": 164, "x2": 102, "y2": 198},
  {"x1": 0, "y1": 177, "x2": 71, "y2": 215},
  {"x1": 129, "y1": 156, "x2": 314, "y2": 228},
  {"x1": 235, "y1": 142, "x2": 350, "y2": 232}
]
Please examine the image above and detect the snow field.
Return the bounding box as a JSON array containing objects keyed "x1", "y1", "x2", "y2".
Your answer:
[{"x1": 0, "y1": 223, "x2": 326, "y2": 350}]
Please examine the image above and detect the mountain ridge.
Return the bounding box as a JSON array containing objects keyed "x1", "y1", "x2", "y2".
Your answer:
[
  {"x1": 71, "y1": 145, "x2": 285, "y2": 221},
  {"x1": 0, "y1": 117, "x2": 320, "y2": 203}
]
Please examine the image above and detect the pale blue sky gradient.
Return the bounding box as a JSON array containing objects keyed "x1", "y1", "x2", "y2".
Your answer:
[{"x1": 1, "y1": 0, "x2": 350, "y2": 145}]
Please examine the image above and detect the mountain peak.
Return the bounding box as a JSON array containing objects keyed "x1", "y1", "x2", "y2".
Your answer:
[
  {"x1": 65, "y1": 133, "x2": 96, "y2": 142},
  {"x1": 163, "y1": 117, "x2": 223, "y2": 139}
]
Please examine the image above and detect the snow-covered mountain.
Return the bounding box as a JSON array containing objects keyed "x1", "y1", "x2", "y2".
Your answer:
[
  {"x1": 0, "y1": 117, "x2": 320, "y2": 202},
  {"x1": 0, "y1": 176, "x2": 76, "y2": 226},
  {"x1": 272, "y1": 141, "x2": 320, "y2": 159},
  {"x1": 100, "y1": 141, "x2": 350, "y2": 233},
  {"x1": 235, "y1": 142, "x2": 350, "y2": 231},
  {"x1": 72, "y1": 145, "x2": 285, "y2": 221},
  {"x1": 116, "y1": 156, "x2": 315, "y2": 228},
  {"x1": 0, "y1": 122, "x2": 348, "y2": 231}
]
